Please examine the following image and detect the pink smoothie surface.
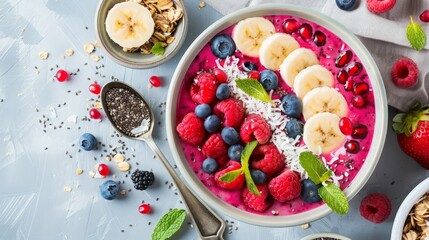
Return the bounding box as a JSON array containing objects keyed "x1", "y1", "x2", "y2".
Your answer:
[{"x1": 176, "y1": 15, "x2": 375, "y2": 216}]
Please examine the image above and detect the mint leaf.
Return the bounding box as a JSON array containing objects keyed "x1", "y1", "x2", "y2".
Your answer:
[
  {"x1": 152, "y1": 208, "x2": 186, "y2": 240},
  {"x1": 318, "y1": 183, "x2": 349, "y2": 215},
  {"x1": 407, "y1": 16, "x2": 426, "y2": 51},
  {"x1": 235, "y1": 79, "x2": 273, "y2": 103},
  {"x1": 151, "y1": 42, "x2": 165, "y2": 56},
  {"x1": 299, "y1": 152, "x2": 329, "y2": 184},
  {"x1": 320, "y1": 170, "x2": 332, "y2": 183},
  {"x1": 241, "y1": 141, "x2": 260, "y2": 195},
  {"x1": 219, "y1": 168, "x2": 243, "y2": 183}
]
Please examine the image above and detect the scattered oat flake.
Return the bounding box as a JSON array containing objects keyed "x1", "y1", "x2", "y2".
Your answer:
[
  {"x1": 65, "y1": 49, "x2": 74, "y2": 56},
  {"x1": 120, "y1": 189, "x2": 126, "y2": 196},
  {"x1": 117, "y1": 161, "x2": 131, "y2": 172},
  {"x1": 94, "y1": 40, "x2": 101, "y2": 47},
  {"x1": 113, "y1": 154, "x2": 125, "y2": 163},
  {"x1": 93, "y1": 101, "x2": 102, "y2": 109},
  {"x1": 75, "y1": 168, "x2": 83, "y2": 175},
  {"x1": 106, "y1": 156, "x2": 111, "y2": 161},
  {"x1": 90, "y1": 55, "x2": 100, "y2": 62},
  {"x1": 148, "y1": 83, "x2": 153, "y2": 89},
  {"x1": 64, "y1": 186, "x2": 72, "y2": 192},
  {"x1": 35, "y1": 69, "x2": 40, "y2": 75},
  {"x1": 83, "y1": 43, "x2": 95, "y2": 54},
  {"x1": 39, "y1": 51, "x2": 49, "y2": 60},
  {"x1": 67, "y1": 115, "x2": 77, "y2": 124},
  {"x1": 199, "y1": 1, "x2": 205, "y2": 8},
  {"x1": 89, "y1": 171, "x2": 95, "y2": 178},
  {"x1": 301, "y1": 223, "x2": 310, "y2": 229}
]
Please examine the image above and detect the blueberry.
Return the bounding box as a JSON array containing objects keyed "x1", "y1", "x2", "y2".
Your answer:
[
  {"x1": 335, "y1": 0, "x2": 356, "y2": 11},
  {"x1": 286, "y1": 118, "x2": 304, "y2": 139},
  {"x1": 228, "y1": 144, "x2": 243, "y2": 161},
  {"x1": 202, "y1": 158, "x2": 218, "y2": 174},
  {"x1": 204, "y1": 115, "x2": 221, "y2": 133},
  {"x1": 195, "y1": 104, "x2": 211, "y2": 118},
  {"x1": 100, "y1": 180, "x2": 120, "y2": 200},
  {"x1": 300, "y1": 179, "x2": 322, "y2": 203},
  {"x1": 259, "y1": 70, "x2": 278, "y2": 90},
  {"x1": 221, "y1": 127, "x2": 239, "y2": 145},
  {"x1": 79, "y1": 133, "x2": 97, "y2": 151},
  {"x1": 211, "y1": 34, "x2": 236, "y2": 59},
  {"x1": 216, "y1": 83, "x2": 231, "y2": 100},
  {"x1": 250, "y1": 169, "x2": 267, "y2": 184},
  {"x1": 242, "y1": 61, "x2": 258, "y2": 72},
  {"x1": 281, "y1": 94, "x2": 302, "y2": 118}
]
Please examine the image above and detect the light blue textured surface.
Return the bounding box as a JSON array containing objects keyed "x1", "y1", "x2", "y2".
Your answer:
[{"x1": 0, "y1": 0, "x2": 427, "y2": 239}]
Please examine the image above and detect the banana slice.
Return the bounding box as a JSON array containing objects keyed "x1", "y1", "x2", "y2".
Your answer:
[
  {"x1": 302, "y1": 87, "x2": 348, "y2": 120},
  {"x1": 279, "y1": 48, "x2": 319, "y2": 88},
  {"x1": 105, "y1": 2, "x2": 155, "y2": 49},
  {"x1": 294, "y1": 65, "x2": 334, "y2": 99},
  {"x1": 232, "y1": 17, "x2": 276, "y2": 57},
  {"x1": 303, "y1": 112, "x2": 346, "y2": 154},
  {"x1": 259, "y1": 33, "x2": 300, "y2": 70}
]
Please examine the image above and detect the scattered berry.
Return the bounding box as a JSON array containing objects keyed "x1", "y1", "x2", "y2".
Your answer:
[
  {"x1": 337, "y1": 69, "x2": 349, "y2": 84},
  {"x1": 390, "y1": 57, "x2": 419, "y2": 88},
  {"x1": 336, "y1": 0, "x2": 356, "y2": 11},
  {"x1": 300, "y1": 179, "x2": 322, "y2": 203},
  {"x1": 99, "y1": 180, "x2": 120, "y2": 200},
  {"x1": 228, "y1": 144, "x2": 243, "y2": 161},
  {"x1": 251, "y1": 143, "x2": 285, "y2": 175},
  {"x1": 55, "y1": 69, "x2": 69, "y2": 82},
  {"x1": 268, "y1": 170, "x2": 301, "y2": 202},
  {"x1": 240, "y1": 114, "x2": 271, "y2": 144},
  {"x1": 344, "y1": 79, "x2": 354, "y2": 91},
  {"x1": 131, "y1": 170, "x2": 155, "y2": 191},
  {"x1": 420, "y1": 10, "x2": 429, "y2": 23},
  {"x1": 202, "y1": 158, "x2": 219, "y2": 174},
  {"x1": 283, "y1": 18, "x2": 300, "y2": 34},
  {"x1": 204, "y1": 115, "x2": 221, "y2": 133},
  {"x1": 354, "y1": 82, "x2": 369, "y2": 95},
  {"x1": 98, "y1": 163, "x2": 110, "y2": 176},
  {"x1": 352, "y1": 124, "x2": 368, "y2": 139},
  {"x1": 190, "y1": 72, "x2": 218, "y2": 104},
  {"x1": 259, "y1": 70, "x2": 278, "y2": 90},
  {"x1": 214, "y1": 161, "x2": 245, "y2": 190},
  {"x1": 360, "y1": 193, "x2": 391, "y2": 223},
  {"x1": 298, "y1": 23, "x2": 313, "y2": 41},
  {"x1": 366, "y1": 0, "x2": 396, "y2": 14},
  {"x1": 250, "y1": 169, "x2": 267, "y2": 184},
  {"x1": 138, "y1": 203, "x2": 152, "y2": 214},
  {"x1": 248, "y1": 70, "x2": 260, "y2": 80},
  {"x1": 216, "y1": 83, "x2": 231, "y2": 100},
  {"x1": 285, "y1": 118, "x2": 304, "y2": 139},
  {"x1": 242, "y1": 184, "x2": 273, "y2": 212},
  {"x1": 339, "y1": 117, "x2": 353, "y2": 135},
  {"x1": 89, "y1": 83, "x2": 101, "y2": 95},
  {"x1": 195, "y1": 104, "x2": 212, "y2": 118},
  {"x1": 214, "y1": 98, "x2": 244, "y2": 129},
  {"x1": 149, "y1": 76, "x2": 161, "y2": 87},
  {"x1": 242, "y1": 61, "x2": 258, "y2": 72},
  {"x1": 79, "y1": 133, "x2": 97, "y2": 151},
  {"x1": 347, "y1": 62, "x2": 363, "y2": 76},
  {"x1": 335, "y1": 50, "x2": 352, "y2": 68},
  {"x1": 352, "y1": 95, "x2": 366, "y2": 108},
  {"x1": 211, "y1": 34, "x2": 236, "y2": 59},
  {"x1": 213, "y1": 68, "x2": 228, "y2": 83},
  {"x1": 202, "y1": 133, "x2": 229, "y2": 164},
  {"x1": 176, "y1": 112, "x2": 205, "y2": 145},
  {"x1": 281, "y1": 94, "x2": 302, "y2": 118},
  {"x1": 221, "y1": 127, "x2": 240, "y2": 145},
  {"x1": 345, "y1": 140, "x2": 360, "y2": 153},
  {"x1": 89, "y1": 108, "x2": 102, "y2": 120},
  {"x1": 313, "y1": 31, "x2": 326, "y2": 46}
]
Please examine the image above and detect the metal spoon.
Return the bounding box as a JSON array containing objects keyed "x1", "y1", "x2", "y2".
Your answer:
[{"x1": 101, "y1": 81, "x2": 225, "y2": 240}]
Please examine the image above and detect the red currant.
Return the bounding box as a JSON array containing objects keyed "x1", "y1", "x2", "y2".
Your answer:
[
  {"x1": 149, "y1": 76, "x2": 161, "y2": 87},
  {"x1": 339, "y1": 117, "x2": 353, "y2": 135},
  {"x1": 283, "y1": 19, "x2": 300, "y2": 34},
  {"x1": 337, "y1": 69, "x2": 349, "y2": 84},
  {"x1": 335, "y1": 50, "x2": 353, "y2": 68},
  {"x1": 213, "y1": 68, "x2": 228, "y2": 83},
  {"x1": 352, "y1": 124, "x2": 368, "y2": 139},
  {"x1": 345, "y1": 140, "x2": 360, "y2": 154},
  {"x1": 353, "y1": 82, "x2": 369, "y2": 95},
  {"x1": 138, "y1": 203, "x2": 151, "y2": 214},
  {"x1": 98, "y1": 163, "x2": 109, "y2": 176},
  {"x1": 344, "y1": 79, "x2": 354, "y2": 91},
  {"x1": 56, "y1": 69, "x2": 69, "y2": 82},
  {"x1": 89, "y1": 83, "x2": 101, "y2": 95},
  {"x1": 347, "y1": 62, "x2": 363, "y2": 76},
  {"x1": 248, "y1": 70, "x2": 260, "y2": 80},
  {"x1": 89, "y1": 108, "x2": 102, "y2": 120},
  {"x1": 298, "y1": 23, "x2": 313, "y2": 41},
  {"x1": 352, "y1": 95, "x2": 366, "y2": 108}
]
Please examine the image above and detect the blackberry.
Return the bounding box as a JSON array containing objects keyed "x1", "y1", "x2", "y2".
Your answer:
[{"x1": 131, "y1": 170, "x2": 155, "y2": 190}]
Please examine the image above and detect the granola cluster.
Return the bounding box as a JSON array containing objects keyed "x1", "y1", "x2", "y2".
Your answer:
[{"x1": 403, "y1": 191, "x2": 429, "y2": 240}]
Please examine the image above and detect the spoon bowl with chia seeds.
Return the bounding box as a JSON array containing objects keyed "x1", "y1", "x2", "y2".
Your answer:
[{"x1": 101, "y1": 81, "x2": 225, "y2": 240}]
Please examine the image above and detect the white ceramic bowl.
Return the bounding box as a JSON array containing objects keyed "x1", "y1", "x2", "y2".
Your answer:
[
  {"x1": 391, "y1": 177, "x2": 429, "y2": 239},
  {"x1": 166, "y1": 4, "x2": 388, "y2": 227},
  {"x1": 300, "y1": 233, "x2": 351, "y2": 240}
]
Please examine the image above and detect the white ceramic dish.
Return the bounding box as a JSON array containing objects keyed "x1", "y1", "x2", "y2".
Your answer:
[
  {"x1": 166, "y1": 4, "x2": 387, "y2": 227},
  {"x1": 391, "y1": 177, "x2": 429, "y2": 239},
  {"x1": 300, "y1": 233, "x2": 351, "y2": 240}
]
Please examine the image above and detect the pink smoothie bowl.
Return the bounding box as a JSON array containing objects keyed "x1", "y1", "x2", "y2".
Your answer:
[{"x1": 165, "y1": 4, "x2": 388, "y2": 227}]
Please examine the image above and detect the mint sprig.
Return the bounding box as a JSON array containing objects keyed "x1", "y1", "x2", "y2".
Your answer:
[
  {"x1": 235, "y1": 79, "x2": 273, "y2": 104},
  {"x1": 407, "y1": 16, "x2": 426, "y2": 51},
  {"x1": 151, "y1": 42, "x2": 166, "y2": 56},
  {"x1": 152, "y1": 208, "x2": 186, "y2": 240},
  {"x1": 299, "y1": 151, "x2": 349, "y2": 215},
  {"x1": 219, "y1": 168, "x2": 243, "y2": 183}
]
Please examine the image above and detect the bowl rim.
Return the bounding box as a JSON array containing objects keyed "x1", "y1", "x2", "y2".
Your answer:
[
  {"x1": 94, "y1": 0, "x2": 188, "y2": 69},
  {"x1": 166, "y1": 3, "x2": 387, "y2": 227},
  {"x1": 300, "y1": 232, "x2": 351, "y2": 240},
  {"x1": 391, "y1": 177, "x2": 429, "y2": 239}
]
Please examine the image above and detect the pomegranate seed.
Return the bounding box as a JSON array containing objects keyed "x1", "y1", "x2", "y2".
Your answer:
[
  {"x1": 353, "y1": 82, "x2": 369, "y2": 95},
  {"x1": 89, "y1": 108, "x2": 102, "y2": 120},
  {"x1": 313, "y1": 31, "x2": 326, "y2": 46},
  {"x1": 344, "y1": 79, "x2": 354, "y2": 91},
  {"x1": 248, "y1": 70, "x2": 260, "y2": 80},
  {"x1": 213, "y1": 68, "x2": 228, "y2": 83},
  {"x1": 347, "y1": 62, "x2": 363, "y2": 76},
  {"x1": 345, "y1": 140, "x2": 360, "y2": 153},
  {"x1": 352, "y1": 95, "x2": 366, "y2": 108},
  {"x1": 339, "y1": 117, "x2": 353, "y2": 135},
  {"x1": 352, "y1": 124, "x2": 368, "y2": 139},
  {"x1": 298, "y1": 23, "x2": 313, "y2": 41},
  {"x1": 335, "y1": 50, "x2": 353, "y2": 68},
  {"x1": 283, "y1": 19, "x2": 300, "y2": 33},
  {"x1": 89, "y1": 83, "x2": 101, "y2": 95},
  {"x1": 56, "y1": 69, "x2": 69, "y2": 82},
  {"x1": 138, "y1": 203, "x2": 151, "y2": 214},
  {"x1": 420, "y1": 10, "x2": 429, "y2": 22},
  {"x1": 337, "y1": 69, "x2": 349, "y2": 84},
  {"x1": 149, "y1": 76, "x2": 161, "y2": 87},
  {"x1": 98, "y1": 163, "x2": 110, "y2": 176}
]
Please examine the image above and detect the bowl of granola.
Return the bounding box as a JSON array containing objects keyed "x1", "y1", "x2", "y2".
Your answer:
[
  {"x1": 391, "y1": 177, "x2": 429, "y2": 240},
  {"x1": 95, "y1": 0, "x2": 187, "y2": 69}
]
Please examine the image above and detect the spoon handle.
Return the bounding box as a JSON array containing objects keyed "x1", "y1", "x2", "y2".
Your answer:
[{"x1": 145, "y1": 136, "x2": 225, "y2": 240}]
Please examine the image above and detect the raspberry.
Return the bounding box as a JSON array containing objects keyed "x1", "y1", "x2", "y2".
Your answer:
[
  {"x1": 190, "y1": 72, "x2": 218, "y2": 104},
  {"x1": 176, "y1": 113, "x2": 205, "y2": 145},
  {"x1": 268, "y1": 170, "x2": 301, "y2": 202},
  {"x1": 240, "y1": 114, "x2": 271, "y2": 144},
  {"x1": 360, "y1": 193, "x2": 391, "y2": 223},
  {"x1": 214, "y1": 98, "x2": 244, "y2": 129},
  {"x1": 391, "y1": 57, "x2": 419, "y2": 88},
  {"x1": 242, "y1": 184, "x2": 273, "y2": 212},
  {"x1": 251, "y1": 143, "x2": 285, "y2": 174},
  {"x1": 214, "y1": 161, "x2": 245, "y2": 190},
  {"x1": 202, "y1": 133, "x2": 229, "y2": 164},
  {"x1": 366, "y1": 0, "x2": 396, "y2": 14}
]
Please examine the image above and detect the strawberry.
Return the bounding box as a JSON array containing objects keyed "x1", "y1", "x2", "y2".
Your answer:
[{"x1": 393, "y1": 103, "x2": 429, "y2": 169}]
